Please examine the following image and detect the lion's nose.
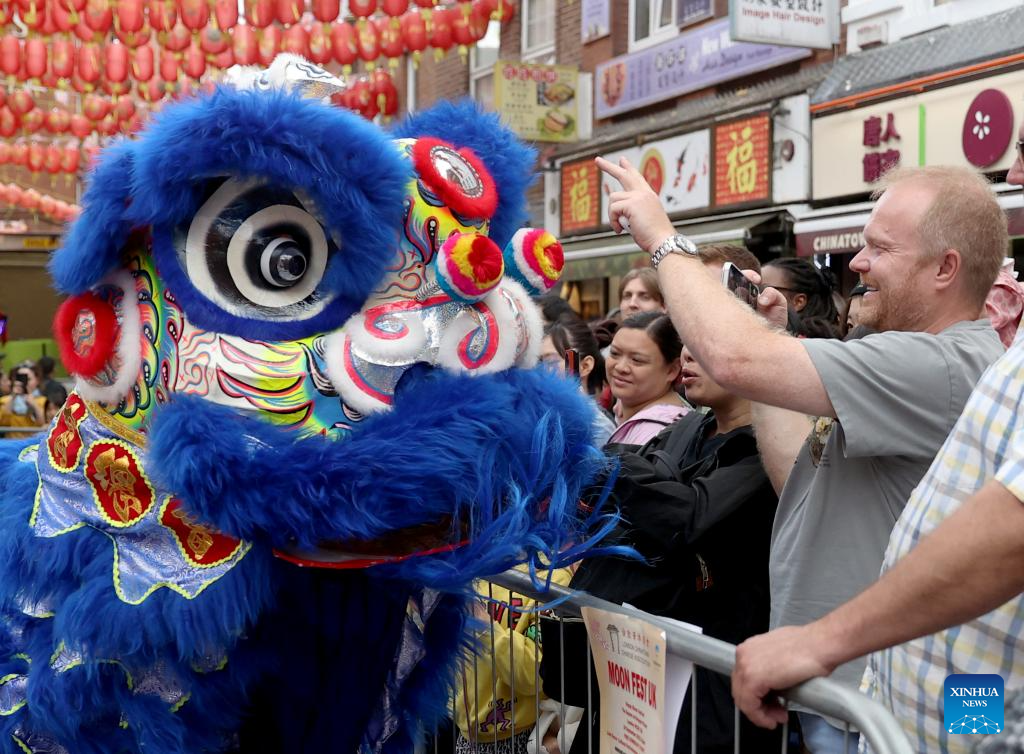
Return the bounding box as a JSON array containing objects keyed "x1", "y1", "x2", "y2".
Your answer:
[{"x1": 435, "y1": 232, "x2": 505, "y2": 303}]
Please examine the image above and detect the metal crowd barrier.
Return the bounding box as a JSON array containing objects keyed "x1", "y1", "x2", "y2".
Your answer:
[
  {"x1": 0, "y1": 426, "x2": 45, "y2": 436},
  {"x1": 438, "y1": 568, "x2": 913, "y2": 754}
]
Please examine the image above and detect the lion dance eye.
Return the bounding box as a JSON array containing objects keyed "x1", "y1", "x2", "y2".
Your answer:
[{"x1": 177, "y1": 178, "x2": 337, "y2": 321}]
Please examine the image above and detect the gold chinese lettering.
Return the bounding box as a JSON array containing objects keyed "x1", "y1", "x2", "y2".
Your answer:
[
  {"x1": 568, "y1": 166, "x2": 592, "y2": 224},
  {"x1": 726, "y1": 125, "x2": 757, "y2": 196},
  {"x1": 170, "y1": 506, "x2": 215, "y2": 561},
  {"x1": 93, "y1": 448, "x2": 145, "y2": 523}
]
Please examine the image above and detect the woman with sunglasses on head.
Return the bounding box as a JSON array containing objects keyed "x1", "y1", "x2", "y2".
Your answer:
[{"x1": 760, "y1": 258, "x2": 841, "y2": 338}]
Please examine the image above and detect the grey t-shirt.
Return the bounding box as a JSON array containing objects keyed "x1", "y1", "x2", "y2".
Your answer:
[{"x1": 769, "y1": 319, "x2": 1003, "y2": 691}]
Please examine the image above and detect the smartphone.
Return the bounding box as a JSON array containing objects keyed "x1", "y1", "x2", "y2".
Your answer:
[
  {"x1": 564, "y1": 348, "x2": 579, "y2": 377},
  {"x1": 14, "y1": 372, "x2": 29, "y2": 387},
  {"x1": 721, "y1": 261, "x2": 760, "y2": 309}
]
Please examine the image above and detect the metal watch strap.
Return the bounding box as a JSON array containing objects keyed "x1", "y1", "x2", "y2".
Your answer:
[{"x1": 650, "y1": 234, "x2": 699, "y2": 269}]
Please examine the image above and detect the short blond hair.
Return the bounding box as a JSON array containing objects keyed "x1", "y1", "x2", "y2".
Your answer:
[{"x1": 873, "y1": 165, "x2": 1006, "y2": 306}]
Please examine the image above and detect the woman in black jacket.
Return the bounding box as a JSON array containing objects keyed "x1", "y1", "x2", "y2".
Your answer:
[{"x1": 540, "y1": 344, "x2": 781, "y2": 754}]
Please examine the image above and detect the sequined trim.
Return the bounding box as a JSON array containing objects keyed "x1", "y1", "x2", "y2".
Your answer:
[{"x1": 86, "y1": 400, "x2": 147, "y2": 447}]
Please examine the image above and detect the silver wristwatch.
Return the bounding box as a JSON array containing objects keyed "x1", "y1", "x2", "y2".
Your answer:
[{"x1": 650, "y1": 234, "x2": 699, "y2": 269}]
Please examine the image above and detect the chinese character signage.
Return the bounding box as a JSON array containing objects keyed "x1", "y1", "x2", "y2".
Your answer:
[
  {"x1": 494, "y1": 61, "x2": 580, "y2": 142},
  {"x1": 595, "y1": 18, "x2": 809, "y2": 119},
  {"x1": 810, "y1": 67, "x2": 1024, "y2": 200},
  {"x1": 714, "y1": 114, "x2": 771, "y2": 207},
  {"x1": 599, "y1": 130, "x2": 711, "y2": 228},
  {"x1": 677, "y1": 0, "x2": 712, "y2": 27},
  {"x1": 581, "y1": 0, "x2": 610, "y2": 43},
  {"x1": 561, "y1": 159, "x2": 601, "y2": 233},
  {"x1": 729, "y1": 0, "x2": 839, "y2": 51}
]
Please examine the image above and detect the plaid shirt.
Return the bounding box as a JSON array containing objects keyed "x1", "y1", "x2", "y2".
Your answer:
[{"x1": 864, "y1": 332, "x2": 1024, "y2": 752}]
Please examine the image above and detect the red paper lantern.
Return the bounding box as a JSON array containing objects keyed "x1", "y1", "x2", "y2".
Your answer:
[
  {"x1": 51, "y1": 1, "x2": 75, "y2": 31},
  {"x1": 469, "y1": 0, "x2": 489, "y2": 39},
  {"x1": 178, "y1": 0, "x2": 208, "y2": 31},
  {"x1": 104, "y1": 40, "x2": 129, "y2": 82},
  {"x1": 370, "y1": 68, "x2": 397, "y2": 117},
  {"x1": 413, "y1": 0, "x2": 435, "y2": 7},
  {"x1": 97, "y1": 112, "x2": 118, "y2": 135},
  {"x1": 159, "y1": 47, "x2": 178, "y2": 83},
  {"x1": 330, "y1": 21, "x2": 356, "y2": 70},
  {"x1": 0, "y1": 1, "x2": 15, "y2": 24},
  {"x1": 45, "y1": 145, "x2": 62, "y2": 174},
  {"x1": 0, "y1": 89, "x2": 5, "y2": 108},
  {"x1": 307, "y1": 21, "x2": 331, "y2": 64},
  {"x1": 27, "y1": 143, "x2": 45, "y2": 172},
  {"x1": 130, "y1": 44, "x2": 154, "y2": 81},
  {"x1": 10, "y1": 144, "x2": 27, "y2": 165},
  {"x1": 8, "y1": 90, "x2": 34, "y2": 115},
  {"x1": 24, "y1": 37, "x2": 47, "y2": 79},
  {"x1": 211, "y1": 47, "x2": 234, "y2": 68},
  {"x1": 116, "y1": 0, "x2": 144, "y2": 31},
  {"x1": 113, "y1": 93, "x2": 135, "y2": 121},
  {"x1": 311, "y1": 0, "x2": 337, "y2": 23},
  {"x1": 163, "y1": 19, "x2": 192, "y2": 51},
  {"x1": 182, "y1": 40, "x2": 205, "y2": 79},
  {"x1": 244, "y1": 0, "x2": 273, "y2": 28},
  {"x1": 51, "y1": 37, "x2": 76, "y2": 78},
  {"x1": 214, "y1": 0, "x2": 237, "y2": 29},
  {"x1": 492, "y1": 0, "x2": 513, "y2": 23},
  {"x1": 116, "y1": 23, "x2": 151, "y2": 46},
  {"x1": 355, "y1": 17, "x2": 379, "y2": 63},
  {"x1": 83, "y1": 0, "x2": 111, "y2": 32},
  {"x1": 77, "y1": 42, "x2": 101, "y2": 84},
  {"x1": 83, "y1": 93, "x2": 109, "y2": 120},
  {"x1": 39, "y1": 194, "x2": 57, "y2": 216},
  {"x1": 69, "y1": 112, "x2": 91, "y2": 138},
  {"x1": 17, "y1": 0, "x2": 46, "y2": 30},
  {"x1": 232, "y1": 23, "x2": 258, "y2": 65},
  {"x1": 282, "y1": 22, "x2": 309, "y2": 57},
  {"x1": 0, "y1": 35, "x2": 22, "y2": 77},
  {"x1": 400, "y1": 10, "x2": 427, "y2": 54},
  {"x1": 148, "y1": 0, "x2": 176, "y2": 31},
  {"x1": 275, "y1": 0, "x2": 300, "y2": 26},
  {"x1": 257, "y1": 23, "x2": 282, "y2": 66},
  {"x1": 200, "y1": 24, "x2": 231, "y2": 54},
  {"x1": 349, "y1": 0, "x2": 375, "y2": 18},
  {"x1": 73, "y1": 16, "x2": 98, "y2": 41},
  {"x1": 0, "y1": 143, "x2": 10, "y2": 163},
  {"x1": 451, "y1": 4, "x2": 475, "y2": 48},
  {"x1": 381, "y1": 0, "x2": 407, "y2": 16},
  {"x1": 61, "y1": 143, "x2": 80, "y2": 172},
  {"x1": 46, "y1": 106, "x2": 70, "y2": 133},
  {"x1": 428, "y1": 6, "x2": 453, "y2": 57},
  {"x1": 21, "y1": 107, "x2": 44, "y2": 134},
  {"x1": 376, "y1": 15, "x2": 403, "y2": 61}
]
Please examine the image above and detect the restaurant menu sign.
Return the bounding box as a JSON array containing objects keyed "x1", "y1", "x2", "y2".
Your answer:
[
  {"x1": 595, "y1": 18, "x2": 809, "y2": 119},
  {"x1": 494, "y1": 61, "x2": 580, "y2": 142}
]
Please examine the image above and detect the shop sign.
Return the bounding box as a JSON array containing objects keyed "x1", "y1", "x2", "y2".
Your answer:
[
  {"x1": 581, "y1": 0, "x2": 610, "y2": 43},
  {"x1": 677, "y1": 0, "x2": 713, "y2": 27},
  {"x1": 772, "y1": 93, "x2": 811, "y2": 203},
  {"x1": 713, "y1": 113, "x2": 772, "y2": 207},
  {"x1": 561, "y1": 159, "x2": 601, "y2": 233},
  {"x1": 796, "y1": 227, "x2": 865, "y2": 257},
  {"x1": 594, "y1": 18, "x2": 809, "y2": 119},
  {"x1": 494, "y1": 61, "x2": 580, "y2": 143},
  {"x1": 599, "y1": 129, "x2": 711, "y2": 228},
  {"x1": 729, "y1": 0, "x2": 839, "y2": 51},
  {"x1": 812, "y1": 68, "x2": 1024, "y2": 199}
]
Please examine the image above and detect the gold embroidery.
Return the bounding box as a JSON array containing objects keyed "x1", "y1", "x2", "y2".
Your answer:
[
  {"x1": 92, "y1": 448, "x2": 146, "y2": 523},
  {"x1": 169, "y1": 506, "x2": 215, "y2": 561}
]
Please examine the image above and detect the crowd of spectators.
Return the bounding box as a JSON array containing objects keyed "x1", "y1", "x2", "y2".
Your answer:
[{"x1": 0, "y1": 356, "x2": 67, "y2": 439}]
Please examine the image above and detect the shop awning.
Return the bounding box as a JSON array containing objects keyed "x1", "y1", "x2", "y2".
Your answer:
[{"x1": 561, "y1": 211, "x2": 789, "y2": 281}]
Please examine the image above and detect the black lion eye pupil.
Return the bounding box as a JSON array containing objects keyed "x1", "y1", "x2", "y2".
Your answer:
[{"x1": 261, "y1": 238, "x2": 308, "y2": 288}]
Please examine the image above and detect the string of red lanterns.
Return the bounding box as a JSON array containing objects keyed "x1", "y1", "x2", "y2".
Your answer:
[{"x1": 0, "y1": 180, "x2": 80, "y2": 222}]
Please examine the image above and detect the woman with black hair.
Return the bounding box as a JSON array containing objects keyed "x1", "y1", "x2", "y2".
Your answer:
[{"x1": 761, "y1": 258, "x2": 840, "y2": 337}]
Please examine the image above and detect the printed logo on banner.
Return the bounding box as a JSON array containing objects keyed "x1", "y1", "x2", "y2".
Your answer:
[{"x1": 944, "y1": 674, "x2": 1003, "y2": 735}]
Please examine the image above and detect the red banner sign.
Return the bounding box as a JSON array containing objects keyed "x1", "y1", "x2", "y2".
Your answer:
[
  {"x1": 561, "y1": 158, "x2": 601, "y2": 233},
  {"x1": 713, "y1": 114, "x2": 771, "y2": 207}
]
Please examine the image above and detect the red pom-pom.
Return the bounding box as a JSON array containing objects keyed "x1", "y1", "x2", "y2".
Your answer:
[
  {"x1": 53, "y1": 292, "x2": 120, "y2": 379},
  {"x1": 411, "y1": 136, "x2": 498, "y2": 221}
]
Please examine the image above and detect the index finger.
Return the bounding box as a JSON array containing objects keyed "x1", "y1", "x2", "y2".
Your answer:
[{"x1": 595, "y1": 155, "x2": 646, "y2": 190}]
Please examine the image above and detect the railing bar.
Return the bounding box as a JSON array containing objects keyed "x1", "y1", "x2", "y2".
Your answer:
[
  {"x1": 691, "y1": 669, "x2": 697, "y2": 753},
  {"x1": 509, "y1": 590, "x2": 515, "y2": 747},
  {"x1": 559, "y1": 614, "x2": 566, "y2": 754},
  {"x1": 587, "y1": 635, "x2": 593, "y2": 754},
  {"x1": 487, "y1": 582, "x2": 498, "y2": 750},
  {"x1": 734, "y1": 699, "x2": 741, "y2": 754}
]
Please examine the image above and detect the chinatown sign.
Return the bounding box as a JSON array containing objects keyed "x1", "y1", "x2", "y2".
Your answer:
[
  {"x1": 595, "y1": 18, "x2": 809, "y2": 119},
  {"x1": 729, "y1": 0, "x2": 840, "y2": 51},
  {"x1": 812, "y1": 67, "x2": 1024, "y2": 200}
]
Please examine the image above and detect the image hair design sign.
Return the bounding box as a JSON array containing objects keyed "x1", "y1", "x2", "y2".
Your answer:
[
  {"x1": 494, "y1": 61, "x2": 580, "y2": 143},
  {"x1": 729, "y1": 0, "x2": 839, "y2": 50}
]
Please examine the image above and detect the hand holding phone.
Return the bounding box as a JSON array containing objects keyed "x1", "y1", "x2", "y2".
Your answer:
[
  {"x1": 564, "y1": 348, "x2": 579, "y2": 377},
  {"x1": 721, "y1": 262, "x2": 760, "y2": 309}
]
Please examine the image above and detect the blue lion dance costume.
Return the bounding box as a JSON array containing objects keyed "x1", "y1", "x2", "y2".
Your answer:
[{"x1": 0, "y1": 57, "x2": 614, "y2": 753}]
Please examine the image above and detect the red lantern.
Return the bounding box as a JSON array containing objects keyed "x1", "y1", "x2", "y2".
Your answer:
[
  {"x1": 0, "y1": 107, "x2": 16, "y2": 137},
  {"x1": 349, "y1": 0, "x2": 375, "y2": 18},
  {"x1": 45, "y1": 145, "x2": 62, "y2": 174},
  {"x1": 46, "y1": 106, "x2": 70, "y2": 133},
  {"x1": 61, "y1": 143, "x2": 80, "y2": 173},
  {"x1": 469, "y1": 0, "x2": 489, "y2": 39},
  {"x1": 82, "y1": 142, "x2": 101, "y2": 167},
  {"x1": 131, "y1": 43, "x2": 154, "y2": 81},
  {"x1": 376, "y1": 16, "x2": 403, "y2": 61},
  {"x1": 257, "y1": 23, "x2": 282, "y2": 66},
  {"x1": 330, "y1": 21, "x2": 356, "y2": 71},
  {"x1": 0, "y1": 1, "x2": 14, "y2": 24},
  {"x1": 97, "y1": 112, "x2": 118, "y2": 135},
  {"x1": 0, "y1": 89, "x2": 5, "y2": 108},
  {"x1": 0, "y1": 143, "x2": 9, "y2": 164},
  {"x1": 116, "y1": 0, "x2": 143, "y2": 31},
  {"x1": 211, "y1": 47, "x2": 234, "y2": 68},
  {"x1": 22, "y1": 188, "x2": 41, "y2": 209},
  {"x1": 73, "y1": 16, "x2": 98, "y2": 41},
  {"x1": 355, "y1": 17, "x2": 379, "y2": 63},
  {"x1": 77, "y1": 42, "x2": 101, "y2": 85},
  {"x1": 21, "y1": 107, "x2": 43, "y2": 134},
  {"x1": 8, "y1": 90, "x2": 34, "y2": 115},
  {"x1": 10, "y1": 143, "x2": 27, "y2": 166},
  {"x1": 24, "y1": 37, "x2": 47, "y2": 79},
  {"x1": 307, "y1": 21, "x2": 331, "y2": 64},
  {"x1": 371, "y1": 68, "x2": 397, "y2": 117},
  {"x1": 451, "y1": 4, "x2": 474, "y2": 47},
  {"x1": 0, "y1": 35, "x2": 22, "y2": 77},
  {"x1": 381, "y1": 0, "x2": 407, "y2": 16},
  {"x1": 428, "y1": 6, "x2": 453, "y2": 58},
  {"x1": 163, "y1": 19, "x2": 192, "y2": 51},
  {"x1": 200, "y1": 25, "x2": 231, "y2": 54},
  {"x1": 104, "y1": 40, "x2": 129, "y2": 82},
  {"x1": 83, "y1": 0, "x2": 111, "y2": 32},
  {"x1": 244, "y1": 0, "x2": 273, "y2": 28},
  {"x1": 113, "y1": 93, "x2": 135, "y2": 121},
  {"x1": 232, "y1": 23, "x2": 258, "y2": 65},
  {"x1": 178, "y1": 0, "x2": 208, "y2": 31},
  {"x1": 214, "y1": 0, "x2": 237, "y2": 29},
  {"x1": 311, "y1": 0, "x2": 337, "y2": 22},
  {"x1": 27, "y1": 143, "x2": 45, "y2": 172},
  {"x1": 18, "y1": 0, "x2": 46, "y2": 30},
  {"x1": 281, "y1": 22, "x2": 308, "y2": 56},
  {"x1": 275, "y1": 0, "x2": 300, "y2": 26},
  {"x1": 159, "y1": 47, "x2": 178, "y2": 83},
  {"x1": 39, "y1": 195, "x2": 57, "y2": 216},
  {"x1": 182, "y1": 40, "x2": 205, "y2": 79},
  {"x1": 116, "y1": 23, "x2": 151, "y2": 46},
  {"x1": 147, "y1": 0, "x2": 176, "y2": 31},
  {"x1": 83, "y1": 93, "x2": 109, "y2": 120},
  {"x1": 400, "y1": 10, "x2": 427, "y2": 59},
  {"x1": 51, "y1": 1, "x2": 75, "y2": 30},
  {"x1": 413, "y1": 0, "x2": 435, "y2": 6},
  {"x1": 492, "y1": 0, "x2": 513, "y2": 23},
  {"x1": 51, "y1": 37, "x2": 76, "y2": 78},
  {"x1": 69, "y1": 112, "x2": 92, "y2": 138},
  {"x1": 139, "y1": 75, "x2": 163, "y2": 102}
]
